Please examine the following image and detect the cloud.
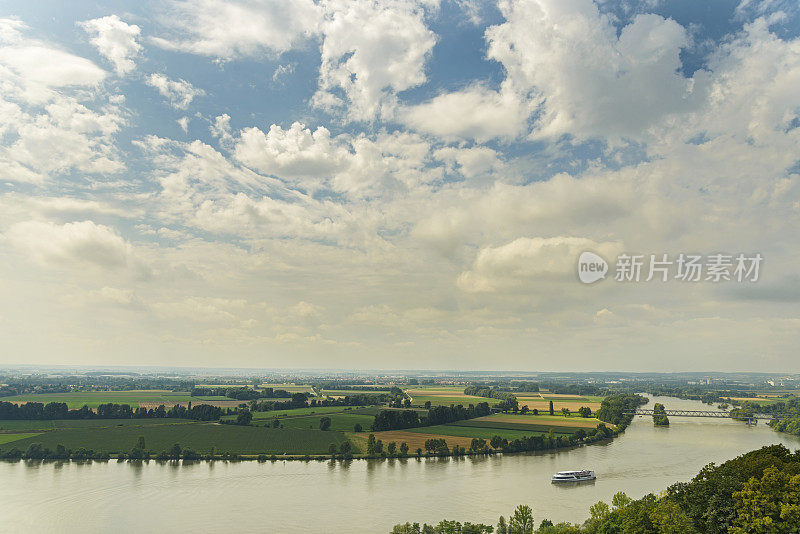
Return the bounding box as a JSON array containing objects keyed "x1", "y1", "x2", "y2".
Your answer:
[
  {"x1": 5, "y1": 220, "x2": 145, "y2": 273},
  {"x1": 457, "y1": 236, "x2": 623, "y2": 292},
  {"x1": 151, "y1": 0, "x2": 322, "y2": 59},
  {"x1": 233, "y1": 122, "x2": 349, "y2": 181},
  {"x1": 146, "y1": 73, "x2": 205, "y2": 109},
  {"x1": 78, "y1": 15, "x2": 142, "y2": 76},
  {"x1": 401, "y1": 83, "x2": 531, "y2": 141},
  {"x1": 312, "y1": 0, "x2": 437, "y2": 121},
  {"x1": 0, "y1": 20, "x2": 124, "y2": 182},
  {"x1": 402, "y1": 0, "x2": 698, "y2": 142},
  {"x1": 0, "y1": 45, "x2": 106, "y2": 89},
  {"x1": 433, "y1": 146, "x2": 504, "y2": 179},
  {"x1": 231, "y1": 122, "x2": 439, "y2": 195}
]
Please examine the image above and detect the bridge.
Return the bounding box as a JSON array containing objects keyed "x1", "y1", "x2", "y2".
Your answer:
[{"x1": 623, "y1": 409, "x2": 777, "y2": 420}]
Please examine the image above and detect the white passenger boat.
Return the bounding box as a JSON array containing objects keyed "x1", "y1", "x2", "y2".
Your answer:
[{"x1": 551, "y1": 470, "x2": 596, "y2": 483}]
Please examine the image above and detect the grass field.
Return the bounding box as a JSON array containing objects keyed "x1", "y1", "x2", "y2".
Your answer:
[
  {"x1": 407, "y1": 395, "x2": 492, "y2": 406},
  {"x1": 0, "y1": 418, "x2": 194, "y2": 431},
  {"x1": 480, "y1": 414, "x2": 605, "y2": 428},
  {"x1": 230, "y1": 406, "x2": 360, "y2": 421},
  {"x1": 0, "y1": 423, "x2": 351, "y2": 455},
  {"x1": 402, "y1": 425, "x2": 549, "y2": 441},
  {"x1": 321, "y1": 389, "x2": 391, "y2": 396},
  {"x1": 259, "y1": 384, "x2": 316, "y2": 394},
  {"x1": 447, "y1": 420, "x2": 584, "y2": 434},
  {"x1": 2, "y1": 390, "x2": 233, "y2": 409},
  {"x1": 366, "y1": 430, "x2": 475, "y2": 451},
  {"x1": 276, "y1": 413, "x2": 375, "y2": 432},
  {"x1": 0, "y1": 433, "x2": 40, "y2": 445}
]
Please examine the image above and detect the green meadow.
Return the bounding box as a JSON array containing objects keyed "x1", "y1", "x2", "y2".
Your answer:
[
  {"x1": 2, "y1": 391, "x2": 230, "y2": 409},
  {"x1": 0, "y1": 423, "x2": 350, "y2": 455},
  {"x1": 0, "y1": 418, "x2": 193, "y2": 431}
]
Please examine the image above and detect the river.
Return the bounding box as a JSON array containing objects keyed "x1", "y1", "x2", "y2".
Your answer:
[{"x1": 2, "y1": 395, "x2": 798, "y2": 533}]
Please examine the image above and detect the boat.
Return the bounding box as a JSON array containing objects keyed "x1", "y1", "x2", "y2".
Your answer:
[{"x1": 551, "y1": 470, "x2": 596, "y2": 483}]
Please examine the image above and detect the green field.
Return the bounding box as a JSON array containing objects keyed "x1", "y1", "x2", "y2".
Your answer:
[
  {"x1": 227, "y1": 406, "x2": 361, "y2": 422},
  {"x1": 409, "y1": 396, "x2": 493, "y2": 406},
  {"x1": 259, "y1": 384, "x2": 316, "y2": 394},
  {"x1": 1, "y1": 391, "x2": 230, "y2": 409},
  {"x1": 539, "y1": 395, "x2": 605, "y2": 403},
  {"x1": 403, "y1": 425, "x2": 548, "y2": 441},
  {"x1": 0, "y1": 433, "x2": 40, "y2": 445},
  {"x1": 275, "y1": 413, "x2": 375, "y2": 432},
  {"x1": 322, "y1": 389, "x2": 390, "y2": 395},
  {"x1": 447, "y1": 419, "x2": 583, "y2": 434},
  {"x1": 0, "y1": 423, "x2": 351, "y2": 455},
  {"x1": 0, "y1": 418, "x2": 193, "y2": 431}
]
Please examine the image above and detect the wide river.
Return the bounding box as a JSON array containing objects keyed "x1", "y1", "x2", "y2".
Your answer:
[{"x1": 2, "y1": 395, "x2": 799, "y2": 533}]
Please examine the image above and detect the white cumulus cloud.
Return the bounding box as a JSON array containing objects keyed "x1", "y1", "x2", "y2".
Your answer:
[{"x1": 79, "y1": 15, "x2": 142, "y2": 76}]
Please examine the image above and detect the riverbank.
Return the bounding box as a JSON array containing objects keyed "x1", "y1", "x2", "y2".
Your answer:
[{"x1": 1, "y1": 396, "x2": 798, "y2": 532}]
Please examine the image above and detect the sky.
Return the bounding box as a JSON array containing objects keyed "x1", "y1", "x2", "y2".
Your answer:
[{"x1": 1, "y1": 0, "x2": 799, "y2": 372}]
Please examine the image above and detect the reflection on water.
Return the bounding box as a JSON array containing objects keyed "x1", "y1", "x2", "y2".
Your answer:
[{"x1": 1, "y1": 396, "x2": 799, "y2": 533}]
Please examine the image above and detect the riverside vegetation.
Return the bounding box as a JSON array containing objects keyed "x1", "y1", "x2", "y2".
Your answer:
[
  {"x1": 390, "y1": 444, "x2": 800, "y2": 534},
  {"x1": 0, "y1": 393, "x2": 646, "y2": 461}
]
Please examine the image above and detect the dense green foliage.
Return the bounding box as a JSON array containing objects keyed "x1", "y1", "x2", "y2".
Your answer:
[
  {"x1": 652, "y1": 403, "x2": 670, "y2": 426},
  {"x1": 595, "y1": 394, "x2": 648, "y2": 429},
  {"x1": 0, "y1": 401, "x2": 222, "y2": 421},
  {"x1": 391, "y1": 445, "x2": 800, "y2": 533},
  {"x1": 0, "y1": 423, "x2": 351, "y2": 455},
  {"x1": 371, "y1": 403, "x2": 492, "y2": 431}
]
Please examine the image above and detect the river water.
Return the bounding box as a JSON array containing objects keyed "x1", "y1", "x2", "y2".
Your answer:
[{"x1": 2, "y1": 395, "x2": 798, "y2": 533}]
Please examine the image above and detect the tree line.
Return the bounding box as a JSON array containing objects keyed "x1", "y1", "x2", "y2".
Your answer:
[
  {"x1": 370, "y1": 403, "x2": 492, "y2": 431},
  {"x1": 0, "y1": 401, "x2": 223, "y2": 421},
  {"x1": 391, "y1": 444, "x2": 800, "y2": 533}
]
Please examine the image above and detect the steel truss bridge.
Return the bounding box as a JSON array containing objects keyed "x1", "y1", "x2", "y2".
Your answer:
[{"x1": 623, "y1": 409, "x2": 779, "y2": 420}]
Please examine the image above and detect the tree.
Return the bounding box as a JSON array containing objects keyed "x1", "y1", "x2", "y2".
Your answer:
[
  {"x1": 549, "y1": 401, "x2": 554, "y2": 416},
  {"x1": 387, "y1": 441, "x2": 397, "y2": 456},
  {"x1": 490, "y1": 435, "x2": 504, "y2": 449},
  {"x1": 135, "y1": 436, "x2": 146, "y2": 450},
  {"x1": 578, "y1": 406, "x2": 592, "y2": 418},
  {"x1": 319, "y1": 416, "x2": 331, "y2": 431},
  {"x1": 561, "y1": 407, "x2": 570, "y2": 417},
  {"x1": 168, "y1": 443, "x2": 182, "y2": 460},
  {"x1": 730, "y1": 466, "x2": 800, "y2": 533},
  {"x1": 424, "y1": 401, "x2": 431, "y2": 409},
  {"x1": 470, "y1": 438, "x2": 487, "y2": 452},
  {"x1": 497, "y1": 516, "x2": 507, "y2": 534},
  {"x1": 416, "y1": 447, "x2": 422, "y2": 457},
  {"x1": 508, "y1": 505, "x2": 534, "y2": 534},
  {"x1": 520, "y1": 405, "x2": 529, "y2": 414},
  {"x1": 328, "y1": 443, "x2": 338, "y2": 457},
  {"x1": 400, "y1": 442, "x2": 409, "y2": 456},
  {"x1": 354, "y1": 423, "x2": 363, "y2": 432},
  {"x1": 236, "y1": 410, "x2": 252, "y2": 425},
  {"x1": 272, "y1": 418, "x2": 280, "y2": 428},
  {"x1": 367, "y1": 434, "x2": 377, "y2": 454}
]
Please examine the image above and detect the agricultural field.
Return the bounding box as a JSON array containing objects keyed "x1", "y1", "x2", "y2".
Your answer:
[
  {"x1": 0, "y1": 433, "x2": 40, "y2": 445},
  {"x1": 276, "y1": 413, "x2": 375, "y2": 432},
  {"x1": 515, "y1": 397, "x2": 602, "y2": 412},
  {"x1": 0, "y1": 418, "x2": 193, "y2": 432},
  {"x1": 365, "y1": 430, "x2": 476, "y2": 451},
  {"x1": 377, "y1": 413, "x2": 605, "y2": 443},
  {"x1": 321, "y1": 389, "x2": 391, "y2": 396},
  {"x1": 402, "y1": 425, "x2": 548, "y2": 441},
  {"x1": 231, "y1": 406, "x2": 361, "y2": 421},
  {"x1": 258, "y1": 384, "x2": 316, "y2": 394},
  {"x1": 2, "y1": 390, "x2": 233, "y2": 409},
  {"x1": 0, "y1": 423, "x2": 351, "y2": 455}
]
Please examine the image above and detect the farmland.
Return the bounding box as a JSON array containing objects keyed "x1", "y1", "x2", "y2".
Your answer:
[
  {"x1": 1, "y1": 390, "x2": 234, "y2": 409},
  {"x1": 0, "y1": 423, "x2": 350, "y2": 455},
  {"x1": 0, "y1": 433, "x2": 40, "y2": 445},
  {"x1": 278, "y1": 413, "x2": 375, "y2": 432},
  {"x1": 0, "y1": 418, "x2": 193, "y2": 431}
]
